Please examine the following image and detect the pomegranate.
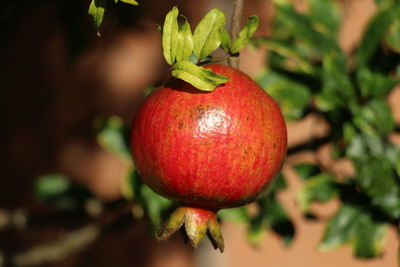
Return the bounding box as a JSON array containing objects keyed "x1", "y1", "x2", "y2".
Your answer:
[{"x1": 130, "y1": 64, "x2": 287, "y2": 251}]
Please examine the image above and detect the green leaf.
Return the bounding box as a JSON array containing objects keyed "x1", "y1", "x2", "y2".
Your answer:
[
  {"x1": 262, "y1": 173, "x2": 287, "y2": 197},
  {"x1": 343, "y1": 123, "x2": 357, "y2": 144},
  {"x1": 96, "y1": 116, "x2": 131, "y2": 159},
  {"x1": 257, "y1": 39, "x2": 316, "y2": 75},
  {"x1": 322, "y1": 51, "x2": 356, "y2": 101},
  {"x1": 231, "y1": 15, "x2": 259, "y2": 54},
  {"x1": 260, "y1": 196, "x2": 295, "y2": 246},
  {"x1": 218, "y1": 207, "x2": 249, "y2": 224},
  {"x1": 257, "y1": 71, "x2": 311, "y2": 120},
  {"x1": 193, "y1": 9, "x2": 226, "y2": 60},
  {"x1": 396, "y1": 150, "x2": 400, "y2": 177},
  {"x1": 172, "y1": 61, "x2": 228, "y2": 91},
  {"x1": 119, "y1": 0, "x2": 138, "y2": 5},
  {"x1": 363, "y1": 134, "x2": 385, "y2": 156},
  {"x1": 247, "y1": 196, "x2": 294, "y2": 246},
  {"x1": 374, "y1": 0, "x2": 395, "y2": 6},
  {"x1": 356, "y1": 5, "x2": 395, "y2": 67},
  {"x1": 88, "y1": 0, "x2": 106, "y2": 31},
  {"x1": 297, "y1": 174, "x2": 337, "y2": 212},
  {"x1": 144, "y1": 85, "x2": 156, "y2": 97},
  {"x1": 175, "y1": 18, "x2": 194, "y2": 62},
  {"x1": 319, "y1": 204, "x2": 362, "y2": 250},
  {"x1": 121, "y1": 167, "x2": 138, "y2": 200},
  {"x1": 354, "y1": 157, "x2": 400, "y2": 218},
  {"x1": 162, "y1": 6, "x2": 179, "y2": 65},
  {"x1": 353, "y1": 99, "x2": 394, "y2": 135},
  {"x1": 35, "y1": 174, "x2": 71, "y2": 202},
  {"x1": 270, "y1": 174, "x2": 287, "y2": 191},
  {"x1": 314, "y1": 92, "x2": 344, "y2": 112},
  {"x1": 366, "y1": 99, "x2": 395, "y2": 135},
  {"x1": 309, "y1": 0, "x2": 341, "y2": 38},
  {"x1": 140, "y1": 185, "x2": 173, "y2": 228},
  {"x1": 385, "y1": 15, "x2": 400, "y2": 53},
  {"x1": 294, "y1": 163, "x2": 321, "y2": 180},
  {"x1": 346, "y1": 134, "x2": 367, "y2": 159},
  {"x1": 156, "y1": 24, "x2": 162, "y2": 33},
  {"x1": 274, "y1": 3, "x2": 338, "y2": 54},
  {"x1": 353, "y1": 213, "x2": 387, "y2": 258},
  {"x1": 247, "y1": 214, "x2": 266, "y2": 246},
  {"x1": 320, "y1": 203, "x2": 388, "y2": 258},
  {"x1": 373, "y1": 191, "x2": 400, "y2": 219},
  {"x1": 123, "y1": 169, "x2": 176, "y2": 228},
  {"x1": 348, "y1": 136, "x2": 400, "y2": 219},
  {"x1": 219, "y1": 27, "x2": 231, "y2": 52},
  {"x1": 385, "y1": 142, "x2": 400, "y2": 164},
  {"x1": 356, "y1": 68, "x2": 397, "y2": 98},
  {"x1": 34, "y1": 174, "x2": 88, "y2": 210}
]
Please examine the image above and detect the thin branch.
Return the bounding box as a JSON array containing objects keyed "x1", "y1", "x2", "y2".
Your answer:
[
  {"x1": 229, "y1": 0, "x2": 244, "y2": 42},
  {"x1": 0, "y1": 199, "x2": 105, "y2": 232},
  {"x1": 6, "y1": 201, "x2": 132, "y2": 267},
  {"x1": 12, "y1": 225, "x2": 100, "y2": 267},
  {"x1": 228, "y1": 0, "x2": 243, "y2": 68}
]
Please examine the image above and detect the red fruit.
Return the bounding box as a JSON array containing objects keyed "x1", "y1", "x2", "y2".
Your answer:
[{"x1": 130, "y1": 64, "x2": 287, "y2": 251}]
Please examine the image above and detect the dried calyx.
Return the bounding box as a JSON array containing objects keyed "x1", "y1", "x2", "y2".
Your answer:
[{"x1": 158, "y1": 207, "x2": 224, "y2": 252}]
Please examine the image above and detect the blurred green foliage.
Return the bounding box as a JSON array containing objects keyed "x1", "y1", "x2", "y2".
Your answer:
[
  {"x1": 36, "y1": 0, "x2": 400, "y2": 260},
  {"x1": 254, "y1": 0, "x2": 400, "y2": 258}
]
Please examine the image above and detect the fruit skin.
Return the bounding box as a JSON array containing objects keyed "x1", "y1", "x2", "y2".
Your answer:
[{"x1": 130, "y1": 64, "x2": 287, "y2": 210}]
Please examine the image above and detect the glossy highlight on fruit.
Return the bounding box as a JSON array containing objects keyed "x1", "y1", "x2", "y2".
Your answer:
[{"x1": 130, "y1": 64, "x2": 287, "y2": 251}]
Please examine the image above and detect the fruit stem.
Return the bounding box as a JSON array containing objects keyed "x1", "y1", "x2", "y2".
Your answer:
[
  {"x1": 228, "y1": 0, "x2": 244, "y2": 68},
  {"x1": 157, "y1": 207, "x2": 224, "y2": 252}
]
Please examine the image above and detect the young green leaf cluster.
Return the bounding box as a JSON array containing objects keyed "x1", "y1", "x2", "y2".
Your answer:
[
  {"x1": 88, "y1": 0, "x2": 138, "y2": 35},
  {"x1": 160, "y1": 6, "x2": 259, "y2": 91},
  {"x1": 222, "y1": 15, "x2": 259, "y2": 55}
]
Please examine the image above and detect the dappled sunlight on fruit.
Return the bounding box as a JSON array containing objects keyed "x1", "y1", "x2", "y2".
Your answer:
[{"x1": 131, "y1": 64, "x2": 287, "y2": 249}]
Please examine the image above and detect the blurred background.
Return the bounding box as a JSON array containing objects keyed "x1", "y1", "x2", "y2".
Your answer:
[{"x1": 1, "y1": 0, "x2": 399, "y2": 266}]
